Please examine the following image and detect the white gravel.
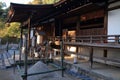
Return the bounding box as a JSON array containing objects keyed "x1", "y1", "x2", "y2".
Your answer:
[{"x1": 27, "y1": 61, "x2": 78, "y2": 80}]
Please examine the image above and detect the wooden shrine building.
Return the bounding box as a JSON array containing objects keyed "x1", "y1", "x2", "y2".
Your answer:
[
  {"x1": 7, "y1": 0, "x2": 120, "y2": 76},
  {"x1": 6, "y1": 0, "x2": 120, "y2": 80}
]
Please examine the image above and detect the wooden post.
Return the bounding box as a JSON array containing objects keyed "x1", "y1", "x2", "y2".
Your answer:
[
  {"x1": 76, "y1": 46, "x2": 79, "y2": 60},
  {"x1": 104, "y1": 1, "x2": 108, "y2": 35},
  {"x1": 13, "y1": 50, "x2": 15, "y2": 73},
  {"x1": 103, "y1": 49, "x2": 107, "y2": 64},
  {"x1": 23, "y1": 38, "x2": 28, "y2": 80},
  {"x1": 60, "y1": 40, "x2": 64, "y2": 77},
  {"x1": 19, "y1": 26, "x2": 23, "y2": 66},
  {"x1": 59, "y1": 20, "x2": 62, "y2": 37},
  {"x1": 115, "y1": 36, "x2": 119, "y2": 44},
  {"x1": 90, "y1": 36, "x2": 92, "y2": 43},
  {"x1": 76, "y1": 16, "x2": 80, "y2": 36},
  {"x1": 100, "y1": 36, "x2": 103, "y2": 43},
  {"x1": 89, "y1": 47, "x2": 93, "y2": 68},
  {"x1": 58, "y1": 19, "x2": 64, "y2": 77},
  {"x1": 23, "y1": 18, "x2": 31, "y2": 80},
  {"x1": 28, "y1": 18, "x2": 31, "y2": 54}
]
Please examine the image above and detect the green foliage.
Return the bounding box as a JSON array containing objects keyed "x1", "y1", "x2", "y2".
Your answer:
[
  {"x1": 29, "y1": 0, "x2": 43, "y2": 4},
  {"x1": 0, "y1": 2, "x2": 8, "y2": 29},
  {"x1": 42, "y1": 0, "x2": 60, "y2": 4},
  {"x1": 0, "y1": 22, "x2": 21, "y2": 38},
  {"x1": 0, "y1": 1, "x2": 20, "y2": 41},
  {"x1": 29, "y1": 0, "x2": 60, "y2": 4},
  {"x1": 0, "y1": 22, "x2": 20, "y2": 44},
  {"x1": 7, "y1": 22, "x2": 21, "y2": 37},
  {"x1": 0, "y1": 0, "x2": 61, "y2": 44},
  {"x1": 0, "y1": 20, "x2": 5, "y2": 29},
  {"x1": 0, "y1": 2, "x2": 7, "y2": 18},
  {"x1": 1, "y1": 36, "x2": 20, "y2": 44}
]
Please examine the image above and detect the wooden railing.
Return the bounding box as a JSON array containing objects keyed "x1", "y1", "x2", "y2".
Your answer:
[
  {"x1": 47, "y1": 35, "x2": 120, "y2": 67},
  {"x1": 62, "y1": 35, "x2": 120, "y2": 67},
  {"x1": 64, "y1": 35, "x2": 120, "y2": 44}
]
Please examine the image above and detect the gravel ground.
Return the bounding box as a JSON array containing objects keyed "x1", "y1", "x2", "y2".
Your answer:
[
  {"x1": 0, "y1": 61, "x2": 80, "y2": 80},
  {"x1": 28, "y1": 61, "x2": 79, "y2": 80},
  {"x1": 0, "y1": 68, "x2": 22, "y2": 80}
]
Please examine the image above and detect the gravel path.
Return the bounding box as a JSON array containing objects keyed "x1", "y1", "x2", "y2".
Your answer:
[
  {"x1": 0, "y1": 61, "x2": 80, "y2": 80},
  {"x1": 28, "y1": 61, "x2": 79, "y2": 80},
  {"x1": 0, "y1": 68, "x2": 22, "y2": 80}
]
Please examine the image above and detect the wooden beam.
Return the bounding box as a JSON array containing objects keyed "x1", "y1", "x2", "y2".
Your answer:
[
  {"x1": 67, "y1": 3, "x2": 93, "y2": 14},
  {"x1": 108, "y1": 0, "x2": 120, "y2": 5},
  {"x1": 108, "y1": 5, "x2": 120, "y2": 11},
  {"x1": 54, "y1": 0, "x2": 66, "y2": 6}
]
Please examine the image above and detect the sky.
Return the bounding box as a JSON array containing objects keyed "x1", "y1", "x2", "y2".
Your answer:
[{"x1": 0, "y1": 0, "x2": 33, "y2": 7}]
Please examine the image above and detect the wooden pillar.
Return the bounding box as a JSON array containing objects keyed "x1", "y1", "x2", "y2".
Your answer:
[
  {"x1": 28, "y1": 18, "x2": 31, "y2": 52},
  {"x1": 34, "y1": 28, "x2": 37, "y2": 49},
  {"x1": 104, "y1": 1, "x2": 108, "y2": 35},
  {"x1": 23, "y1": 36, "x2": 28, "y2": 80},
  {"x1": 13, "y1": 51, "x2": 15, "y2": 73},
  {"x1": 19, "y1": 26, "x2": 23, "y2": 65},
  {"x1": 60, "y1": 40, "x2": 64, "y2": 77},
  {"x1": 103, "y1": 49, "x2": 107, "y2": 64},
  {"x1": 55, "y1": 19, "x2": 62, "y2": 36},
  {"x1": 76, "y1": 46, "x2": 79, "y2": 61},
  {"x1": 76, "y1": 16, "x2": 80, "y2": 36},
  {"x1": 89, "y1": 47, "x2": 93, "y2": 68},
  {"x1": 23, "y1": 18, "x2": 31, "y2": 80},
  {"x1": 57, "y1": 18, "x2": 64, "y2": 77},
  {"x1": 59, "y1": 20, "x2": 62, "y2": 36},
  {"x1": 115, "y1": 35, "x2": 119, "y2": 44}
]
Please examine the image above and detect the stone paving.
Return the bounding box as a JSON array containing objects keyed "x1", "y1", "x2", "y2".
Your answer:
[{"x1": 54, "y1": 56, "x2": 120, "y2": 80}]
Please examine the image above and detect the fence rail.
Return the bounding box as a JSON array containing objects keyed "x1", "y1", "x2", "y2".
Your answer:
[{"x1": 65, "y1": 35, "x2": 120, "y2": 44}]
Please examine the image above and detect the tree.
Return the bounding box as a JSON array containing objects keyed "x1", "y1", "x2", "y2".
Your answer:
[
  {"x1": 42, "y1": 0, "x2": 60, "y2": 4},
  {"x1": 29, "y1": 0, "x2": 60, "y2": 4},
  {"x1": 6, "y1": 22, "x2": 21, "y2": 37},
  {"x1": 29, "y1": 0, "x2": 43, "y2": 4},
  {"x1": 0, "y1": 2, "x2": 7, "y2": 29},
  {"x1": 0, "y1": 2, "x2": 7, "y2": 18}
]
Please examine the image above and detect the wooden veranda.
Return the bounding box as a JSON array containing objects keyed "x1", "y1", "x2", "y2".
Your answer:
[{"x1": 6, "y1": 0, "x2": 120, "y2": 80}]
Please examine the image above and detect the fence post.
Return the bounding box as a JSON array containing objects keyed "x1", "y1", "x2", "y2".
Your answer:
[
  {"x1": 13, "y1": 50, "x2": 15, "y2": 73},
  {"x1": 100, "y1": 36, "x2": 103, "y2": 43},
  {"x1": 60, "y1": 40, "x2": 64, "y2": 77},
  {"x1": 89, "y1": 47, "x2": 93, "y2": 68},
  {"x1": 90, "y1": 36, "x2": 92, "y2": 43},
  {"x1": 115, "y1": 36, "x2": 119, "y2": 44}
]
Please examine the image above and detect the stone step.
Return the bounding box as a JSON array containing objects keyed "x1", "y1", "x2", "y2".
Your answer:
[
  {"x1": 0, "y1": 48, "x2": 19, "y2": 69},
  {"x1": 6, "y1": 52, "x2": 14, "y2": 65},
  {"x1": 3, "y1": 53, "x2": 11, "y2": 67},
  {"x1": 0, "y1": 54, "x2": 6, "y2": 69},
  {"x1": 54, "y1": 59, "x2": 113, "y2": 80},
  {"x1": 1, "y1": 52, "x2": 15, "y2": 68}
]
